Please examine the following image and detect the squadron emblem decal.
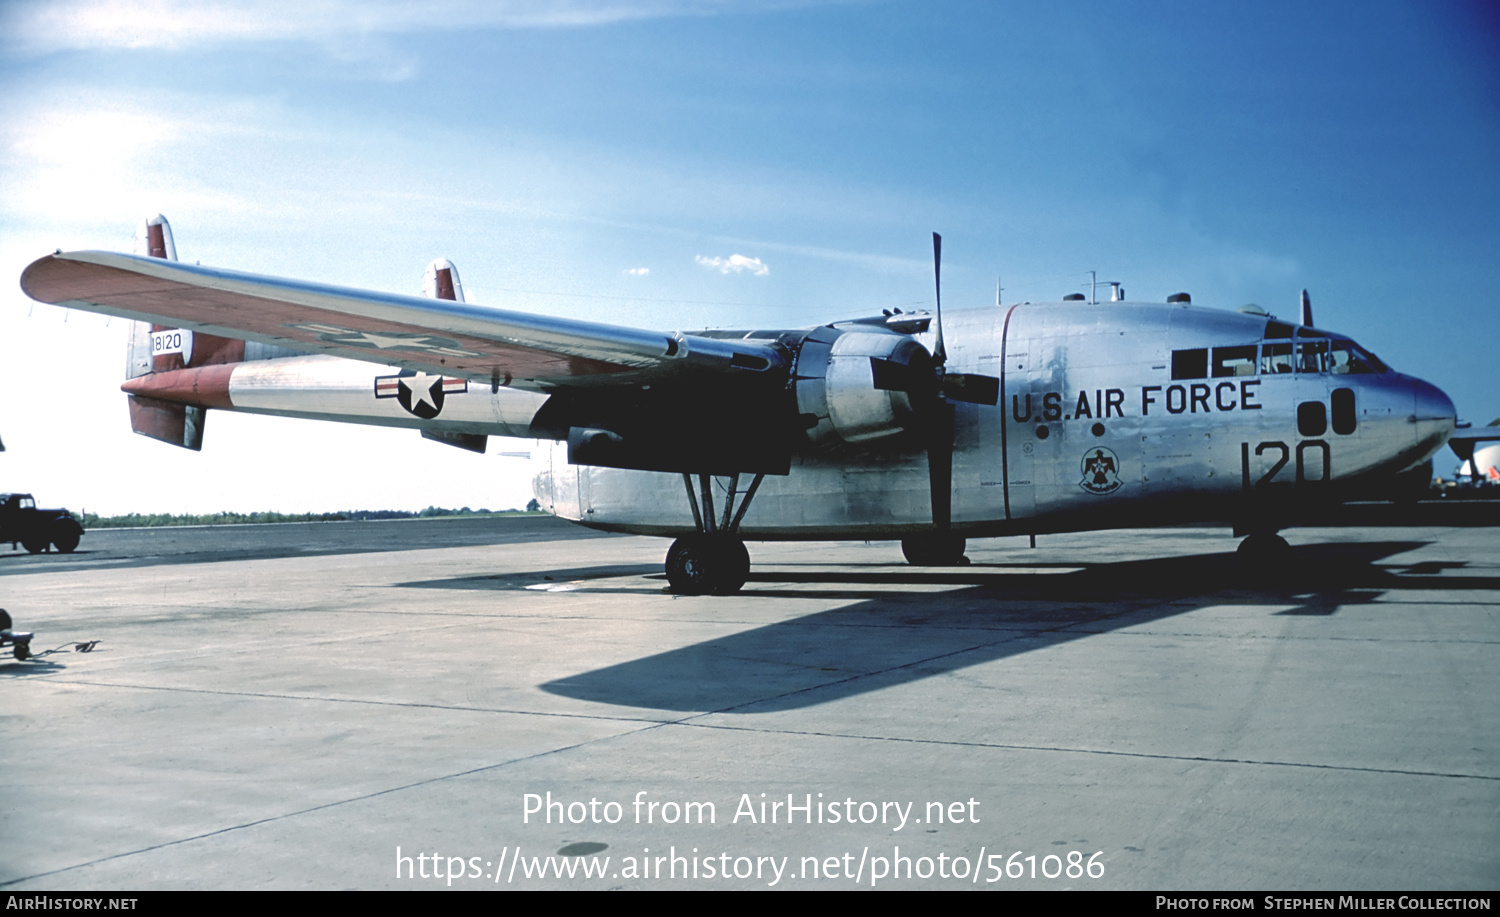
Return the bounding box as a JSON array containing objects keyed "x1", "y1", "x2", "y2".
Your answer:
[
  {"x1": 1080, "y1": 446, "x2": 1123, "y2": 495},
  {"x1": 375, "y1": 370, "x2": 467, "y2": 419}
]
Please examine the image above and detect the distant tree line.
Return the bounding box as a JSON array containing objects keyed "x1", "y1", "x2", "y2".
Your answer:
[{"x1": 80, "y1": 502, "x2": 545, "y2": 529}]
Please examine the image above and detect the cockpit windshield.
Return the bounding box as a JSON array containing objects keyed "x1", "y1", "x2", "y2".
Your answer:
[
  {"x1": 1172, "y1": 323, "x2": 1389, "y2": 381},
  {"x1": 1273, "y1": 323, "x2": 1387, "y2": 374},
  {"x1": 1328, "y1": 337, "x2": 1387, "y2": 374}
]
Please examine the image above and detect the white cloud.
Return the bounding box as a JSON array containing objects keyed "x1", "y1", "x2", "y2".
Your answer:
[
  {"x1": 695, "y1": 253, "x2": 769, "y2": 276},
  {"x1": 623, "y1": 267, "x2": 650, "y2": 276},
  {"x1": 0, "y1": 93, "x2": 277, "y2": 228},
  {"x1": 0, "y1": 0, "x2": 753, "y2": 54}
]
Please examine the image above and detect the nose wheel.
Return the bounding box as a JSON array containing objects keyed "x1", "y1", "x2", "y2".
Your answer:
[
  {"x1": 1236, "y1": 532, "x2": 1291, "y2": 568},
  {"x1": 901, "y1": 534, "x2": 969, "y2": 566}
]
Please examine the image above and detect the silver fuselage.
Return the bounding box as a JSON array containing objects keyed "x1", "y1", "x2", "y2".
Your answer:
[{"x1": 191, "y1": 300, "x2": 1457, "y2": 539}]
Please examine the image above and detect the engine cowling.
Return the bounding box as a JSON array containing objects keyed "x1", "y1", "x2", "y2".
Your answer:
[{"x1": 793, "y1": 326, "x2": 933, "y2": 449}]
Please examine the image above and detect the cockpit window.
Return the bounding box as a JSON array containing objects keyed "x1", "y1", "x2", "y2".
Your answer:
[
  {"x1": 1174, "y1": 332, "x2": 1388, "y2": 380},
  {"x1": 1297, "y1": 339, "x2": 1329, "y2": 374},
  {"x1": 1212, "y1": 345, "x2": 1257, "y2": 377},
  {"x1": 1261, "y1": 342, "x2": 1294, "y2": 374},
  {"x1": 1171, "y1": 348, "x2": 1208, "y2": 380},
  {"x1": 1329, "y1": 338, "x2": 1387, "y2": 374},
  {"x1": 18, "y1": 496, "x2": 35, "y2": 509}
]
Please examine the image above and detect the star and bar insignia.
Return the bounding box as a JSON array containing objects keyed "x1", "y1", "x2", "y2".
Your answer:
[
  {"x1": 374, "y1": 369, "x2": 467, "y2": 419},
  {"x1": 290, "y1": 322, "x2": 482, "y2": 358}
]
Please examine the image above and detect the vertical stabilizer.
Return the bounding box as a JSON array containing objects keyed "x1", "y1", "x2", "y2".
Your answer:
[
  {"x1": 134, "y1": 214, "x2": 177, "y2": 261},
  {"x1": 423, "y1": 258, "x2": 465, "y2": 302},
  {"x1": 419, "y1": 258, "x2": 484, "y2": 454},
  {"x1": 126, "y1": 214, "x2": 208, "y2": 450}
]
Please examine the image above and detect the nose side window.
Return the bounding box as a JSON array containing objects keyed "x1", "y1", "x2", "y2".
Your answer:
[
  {"x1": 1332, "y1": 388, "x2": 1356, "y2": 435},
  {"x1": 1298, "y1": 401, "x2": 1327, "y2": 437}
]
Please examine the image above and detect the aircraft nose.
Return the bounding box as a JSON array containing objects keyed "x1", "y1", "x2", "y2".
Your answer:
[{"x1": 1411, "y1": 375, "x2": 1457, "y2": 452}]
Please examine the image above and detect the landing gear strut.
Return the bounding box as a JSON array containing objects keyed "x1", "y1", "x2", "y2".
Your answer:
[
  {"x1": 665, "y1": 472, "x2": 764, "y2": 595},
  {"x1": 901, "y1": 534, "x2": 968, "y2": 566}
]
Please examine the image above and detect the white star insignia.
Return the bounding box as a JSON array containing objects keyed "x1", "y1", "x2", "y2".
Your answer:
[
  {"x1": 289, "y1": 323, "x2": 481, "y2": 357},
  {"x1": 400, "y1": 372, "x2": 441, "y2": 411}
]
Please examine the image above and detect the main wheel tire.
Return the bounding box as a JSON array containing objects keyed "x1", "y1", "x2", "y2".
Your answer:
[
  {"x1": 1236, "y1": 532, "x2": 1292, "y2": 568},
  {"x1": 901, "y1": 534, "x2": 968, "y2": 566},
  {"x1": 51, "y1": 519, "x2": 83, "y2": 554},
  {"x1": 21, "y1": 536, "x2": 47, "y2": 554},
  {"x1": 665, "y1": 535, "x2": 750, "y2": 595},
  {"x1": 714, "y1": 538, "x2": 750, "y2": 595},
  {"x1": 666, "y1": 535, "x2": 714, "y2": 595}
]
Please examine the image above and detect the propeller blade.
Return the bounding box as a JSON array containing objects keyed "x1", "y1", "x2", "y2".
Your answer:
[
  {"x1": 927, "y1": 400, "x2": 955, "y2": 531},
  {"x1": 1300, "y1": 289, "x2": 1313, "y2": 327},
  {"x1": 941, "y1": 372, "x2": 1000, "y2": 406},
  {"x1": 932, "y1": 232, "x2": 946, "y2": 366}
]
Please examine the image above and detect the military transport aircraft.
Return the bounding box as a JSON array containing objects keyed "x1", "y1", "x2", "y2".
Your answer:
[{"x1": 19, "y1": 216, "x2": 1458, "y2": 594}]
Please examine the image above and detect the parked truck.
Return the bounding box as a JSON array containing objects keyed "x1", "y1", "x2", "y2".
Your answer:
[{"x1": 0, "y1": 493, "x2": 84, "y2": 553}]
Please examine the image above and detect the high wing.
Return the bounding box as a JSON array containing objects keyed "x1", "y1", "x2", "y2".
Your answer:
[{"x1": 19, "y1": 251, "x2": 787, "y2": 390}]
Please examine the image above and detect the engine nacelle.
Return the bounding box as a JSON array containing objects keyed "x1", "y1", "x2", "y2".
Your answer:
[{"x1": 794, "y1": 326, "x2": 932, "y2": 449}]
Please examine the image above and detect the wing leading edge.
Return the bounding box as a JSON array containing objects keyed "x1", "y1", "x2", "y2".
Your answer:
[{"x1": 20, "y1": 251, "x2": 787, "y2": 389}]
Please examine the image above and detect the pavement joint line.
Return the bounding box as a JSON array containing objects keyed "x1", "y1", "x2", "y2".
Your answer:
[
  {"x1": 0, "y1": 721, "x2": 675, "y2": 890},
  {"x1": 673, "y1": 721, "x2": 1500, "y2": 782},
  {"x1": 1069, "y1": 629, "x2": 1500, "y2": 645},
  {"x1": 658, "y1": 590, "x2": 1496, "y2": 721},
  {"x1": 673, "y1": 608, "x2": 1140, "y2": 719},
  {"x1": 33, "y1": 678, "x2": 677, "y2": 725}
]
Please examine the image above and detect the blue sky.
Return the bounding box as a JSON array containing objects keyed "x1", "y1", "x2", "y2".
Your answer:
[{"x1": 2, "y1": 1, "x2": 1496, "y2": 514}]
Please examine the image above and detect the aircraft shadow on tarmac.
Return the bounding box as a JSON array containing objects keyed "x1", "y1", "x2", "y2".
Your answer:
[{"x1": 402, "y1": 540, "x2": 1499, "y2": 713}]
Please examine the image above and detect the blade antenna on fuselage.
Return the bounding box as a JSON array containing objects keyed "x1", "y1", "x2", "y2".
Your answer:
[{"x1": 1300, "y1": 289, "x2": 1313, "y2": 327}]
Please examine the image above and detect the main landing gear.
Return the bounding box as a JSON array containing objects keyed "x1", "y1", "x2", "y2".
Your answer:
[{"x1": 666, "y1": 472, "x2": 765, "y2": 595}]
